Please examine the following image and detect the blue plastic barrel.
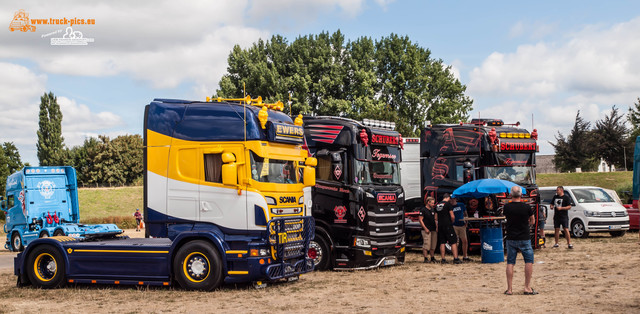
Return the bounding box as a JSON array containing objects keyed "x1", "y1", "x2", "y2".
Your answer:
[{"x1": 480, "y1": 225, "x2": 504, "y2": 263}]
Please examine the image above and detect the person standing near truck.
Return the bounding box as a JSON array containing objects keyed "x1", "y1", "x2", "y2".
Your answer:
[
  {"x1": 134, "y1": 208, "x2": 143, "y2": 232},
  {"x1": 435, "y1": 193, "x2": 461, "y2": 264},
  {"x1": 418, "y1": 196, "x2": 438, "y2": 263},
  {"x1": 451, "y1": 197, "x2": 470, "y2": 262},
  {"x1": 538, "y1": 203, "x2": 547, "y2": 248},
  {"x1": 551, "y1": 186, "x2": 573, "y2": 249},
  {"x1": 503, "y1": 185, "x2": 537, "y2": 295}
]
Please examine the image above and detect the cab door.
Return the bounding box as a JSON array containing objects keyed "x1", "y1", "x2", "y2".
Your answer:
[{"x1": 198, "y1": 145, "x2": 247, "y2": 231}]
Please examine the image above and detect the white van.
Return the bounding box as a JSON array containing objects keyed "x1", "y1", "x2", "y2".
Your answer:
[{"x1": 538, "y1": 186, "x2": 629, "y2": 238}]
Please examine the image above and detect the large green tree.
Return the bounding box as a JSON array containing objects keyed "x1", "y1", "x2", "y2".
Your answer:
[
  {"x1": 215, "y1": 31, "x2": 473, "y2": 136},
  {"x1": 593, "y1": 106, "x2": 630, "y2": 169},
  {"x1": 551, "y1": 111, "x2": 598, "y2": 172},
  {"x1": 36, "y1": 92, "x2": 65, "y2": 166},
  {"x1": 628, "y1": 97, "x2": 640, "y2": 140},
  {"x1": 0, "y1": 142, "x2": 24, "y2": 195}
]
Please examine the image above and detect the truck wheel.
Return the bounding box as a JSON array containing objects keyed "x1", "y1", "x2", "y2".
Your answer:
[
  {"x1": 39, "y1": 231, "x2": 50, "y2": 238},
  {"x1": 11, "y1": 232, "x2": 24, "y2": 252},
  {"x1": 26, "y1": 245, "x2": 66, "y2": 288},
  {"x1": 609, "y1": 231, "x2": 626, "y2": 237},
  {"x1": 308, "y1": 233, "x2": 330, "y2": 271},
  {"x1": 173, "y1": 240, "x2": 223, "y2": 291},
  {"x1": 53, "y1": 229, "x2": 65, "y2": 236},
  {"x1": 571, "y1": 220, "x2": 589, "y2": 238}
]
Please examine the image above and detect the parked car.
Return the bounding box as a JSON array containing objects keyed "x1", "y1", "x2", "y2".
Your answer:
[{"x1": 539, "y1": 186, "x2": 630, "y2": 238}]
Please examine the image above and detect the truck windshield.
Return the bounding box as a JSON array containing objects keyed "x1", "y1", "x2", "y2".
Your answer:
[
  {"x1": 354, "y1": 160, "x2": 400, "y2": 185},
  {"x1": 250, "y1": 152, "x2": 299, "y2": 184},
  {"x1": 572, "y1": 188, "x2": 614, "y2": 203},
  {"x1": 484, "y1": 166, "x2": 535, "y2": 185}
]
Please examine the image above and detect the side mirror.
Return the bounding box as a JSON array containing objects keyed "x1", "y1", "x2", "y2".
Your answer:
[
  {"x1": 221, "y1": 153, "x2": 238, "y2": 186},
  {"x1": 305, "y1": 157, "x2": 317, "y2": 167},
  {"x1": 304, "y1": 167, "x2": 316, "y2": 187},
  {"x1": 304, "y1": 157, "x2": 317, "y2": 187}
]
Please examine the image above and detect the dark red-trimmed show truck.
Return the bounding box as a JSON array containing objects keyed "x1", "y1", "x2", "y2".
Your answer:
[{"x1": 303, "y1": 117, "x2": 405, "y2": 270}]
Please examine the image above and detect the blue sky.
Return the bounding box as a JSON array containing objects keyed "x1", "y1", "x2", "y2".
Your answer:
[{"x1": 2, "y1": 0, "x2": 640, "y2": 165}]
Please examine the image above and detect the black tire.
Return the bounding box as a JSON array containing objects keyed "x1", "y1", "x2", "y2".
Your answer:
[
  {"x1": 571, "y1": 220, "x2": 589, "y2": 238},
  {"x1": 53, "y1": 229, "x2": 65, "y2": 236},
  {"x1": 609, "y1": 231, "x2": 626, "y2": 237},
  {"x1": 11, "y1": 232, "x2": 24, "y2": 252},
  {"x1": 308, "y1": 231, "x2": 331, "y2": 271},
  {"x1": 39, "y1": 231, "x2": 50, "y2": 238},
  {"x1": 173, "y1": 240, "x2": 223, "y2": 291},
  {"x1": 26, "y1": 245, "x2": 66, "y2": 288}
]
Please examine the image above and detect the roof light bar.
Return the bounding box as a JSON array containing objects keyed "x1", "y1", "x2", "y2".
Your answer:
[{"x1": 361, "y1": 119, "x2": 396, "y2": 130}]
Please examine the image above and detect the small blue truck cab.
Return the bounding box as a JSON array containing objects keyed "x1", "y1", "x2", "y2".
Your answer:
[{"x1": 1, "y1": 166, "x2": 122, "y2": 251}]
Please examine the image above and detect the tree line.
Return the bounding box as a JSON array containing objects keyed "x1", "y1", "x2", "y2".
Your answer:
[
  {"x1": 552, "y1": 99, "x2": 640, "y2": 172},
  {"x1": 37, "y1": 92, "x2": 143, "y2": 187},
  {"x1": 215, "y1": 30, "x2": 473, "y2": 136},
  {"x1": 3, "y1": 31, "x2": 474, "y2": 194}
]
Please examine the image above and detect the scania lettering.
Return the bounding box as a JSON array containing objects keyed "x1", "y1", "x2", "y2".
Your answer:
[
  {"x1": 303, "y1": 117, "x2": 405, "y2": 270},
  {"x1": 12, "y1": 96, "x2": 317, "y2": 290},
  {"x1": 1, "y1": 166, "x2": 122, "y2": 251}
]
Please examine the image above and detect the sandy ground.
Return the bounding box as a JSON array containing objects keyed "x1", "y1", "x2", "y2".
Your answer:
[{"x1": 0, "y1": 231, "x2": 639, "y2": 313}]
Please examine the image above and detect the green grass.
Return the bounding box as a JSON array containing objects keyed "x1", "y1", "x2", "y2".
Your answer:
[
  {"x1": 0, "y1": 171, "x2": 635, "y2": 233},
  {"x1": 537, "y1": 171, "x2": 632, "y2": 191},
  {"x1": 77, "y1": 186, "x2": 143, "y2": 229},
  {"x1": 78, "y1": 186, "x2": 143, "y2": 220}
]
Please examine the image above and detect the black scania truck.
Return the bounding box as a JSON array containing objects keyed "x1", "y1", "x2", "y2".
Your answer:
[{"x1": 303, "y1": 117, "x2": 405, "y2": 270}]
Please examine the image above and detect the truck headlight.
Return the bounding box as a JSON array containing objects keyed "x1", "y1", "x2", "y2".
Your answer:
[
  {"x1": 398, "y1": 192, "x2": 404, "y2": 199},
  {"x1": 354, "y1": 237, "x2": 371, "y2": 248},
  {"x1": 366, "y1": 192, "x2": 374, "y2": 198},
  {"x1": 298, "y1": 196, "x2": 304, "y2": 204},
  {"x1": 584, "y1": 210, "x2": 597, "y2": 217},
  {"x1": 265, "y1": 196, "x2": 277, "y2": 205}
]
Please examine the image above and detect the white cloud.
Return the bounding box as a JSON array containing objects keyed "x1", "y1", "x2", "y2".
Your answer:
[
  {"x1": 508, "y1": 20, "x2": 558, "y2": 40},
  {"x1": 0, "y1": 62, "x2": 125, "y2": 165},
  {"x1": 468, "y1": 17, "x2": 640, "y2": 154},
  {"x1": 0, "y1": 0, "x2": 384, "y2": 99},
  {"x1": 470, "y1": 17, "x2": 640, "y2": 97},
  {"x1": 57, "y1": 96, "x2": 124, "y2": 147},
  {"x1": 0, "y1": 62, "x2": 46, "y2": 159}
]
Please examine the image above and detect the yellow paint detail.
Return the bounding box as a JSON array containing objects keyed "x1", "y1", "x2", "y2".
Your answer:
[
  {"x1": 278, "y1": 232, "x2": 288, "y2": 243},
  {"x1": 67, "y1": 248, "x2": 72, "y2": 254},
  {"x1": 52, "y1": 236, "x2": 74, "y2": 242},
  {"x1": 177, "y1": 148, "x2": 199, "y2": 181},
  {"x1": 258, "y1": 106, "x2": 268, "y2": 129},
  {"x1": 74, "y1": 249, "x2": 169, "y2": 254},
  {"x1": 225, "y1": 250, "x2": 247, "y2": 254},
  {"x1": 33, "y1": 253, "x2": 56, "y2": 282},
  {"x1": 228, "y1": 271, "x2": 249, "y2": 275},
  {"x1": 183, "y1": 251, "x2": 210, "y2": 283}
]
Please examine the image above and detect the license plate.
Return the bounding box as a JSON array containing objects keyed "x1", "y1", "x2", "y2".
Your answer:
[{"x1": 384, "y1": 258, "x2": 396, "y2": 266}]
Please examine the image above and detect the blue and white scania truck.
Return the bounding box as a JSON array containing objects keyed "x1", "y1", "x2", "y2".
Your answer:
[
  {"x1": 1, "y1": 166, "x2": 122, "y2": 251},
  {"x1": 11, "y1": 96, "x2": 317, "y2": 291}
]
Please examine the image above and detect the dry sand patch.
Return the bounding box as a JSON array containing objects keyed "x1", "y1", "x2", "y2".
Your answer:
[{"x1": 0, "y1": 233, "x2": 638, "y2": 313}]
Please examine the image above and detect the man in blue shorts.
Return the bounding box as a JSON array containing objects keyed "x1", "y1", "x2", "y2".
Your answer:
[{"x1": 503, "y1": 185, "x2": 537, "y2": 295}]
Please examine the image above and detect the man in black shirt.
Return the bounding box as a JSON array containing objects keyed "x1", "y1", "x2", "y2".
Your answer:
[
  {"x1": 503, "y1": 185, "x2": 536, "y2": 295},
  {"x1": 418, "y1": 196, "x2": 437, "y2": 263},
  {"x1": 435, "y1": 193, "x2": 460, "y2": 264},
  {"x1": 551, "y1": 186, "x2": 573, "y2": 249}
]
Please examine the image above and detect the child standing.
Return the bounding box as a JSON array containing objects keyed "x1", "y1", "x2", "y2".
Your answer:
[{"x1": 134, "y1": 208, "x2": 143, "y2": 231}]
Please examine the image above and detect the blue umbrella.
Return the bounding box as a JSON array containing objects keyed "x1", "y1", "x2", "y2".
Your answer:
[{"x1": 451, "y1": 179, "x2": 526, "y2": 198}]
